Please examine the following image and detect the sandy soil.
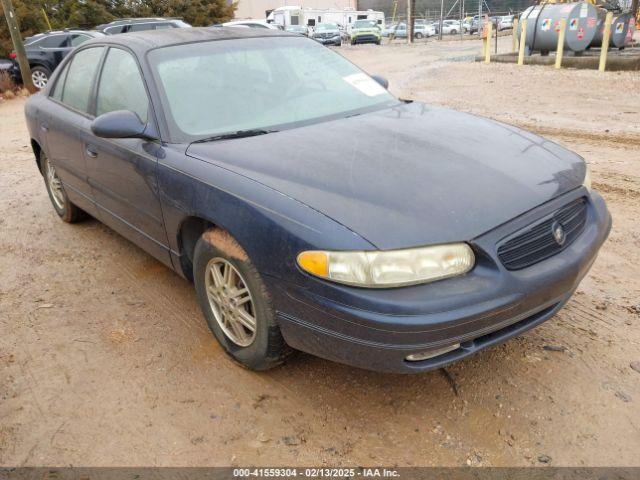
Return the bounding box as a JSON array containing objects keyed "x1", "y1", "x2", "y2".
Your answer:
[{"x1": 1, "y1": 37, "x2": 639, "y2": 467}]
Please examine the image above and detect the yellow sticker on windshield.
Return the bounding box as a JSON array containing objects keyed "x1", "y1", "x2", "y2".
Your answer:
[{"x1": 343, "y1": 73, "x2": 387, "y2": 97}]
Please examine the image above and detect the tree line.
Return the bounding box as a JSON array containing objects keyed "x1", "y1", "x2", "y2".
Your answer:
[{"x1": 1, "y1": 0, "x2": 236, "y2": 56}]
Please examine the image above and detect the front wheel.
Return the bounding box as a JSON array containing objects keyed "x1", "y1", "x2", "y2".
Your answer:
[
  {"x1": 415, "y1": 32, "x2": 423, "y2": 39},
  {"x1": 41, "y1": 152, "x2": 84, "y2": 223},
  {"x1": 193, "y1": 228, "x2": 291, "y2": 371},
  {"x1": 450, "y1": 29, "x2": 457, "y2": 35}
]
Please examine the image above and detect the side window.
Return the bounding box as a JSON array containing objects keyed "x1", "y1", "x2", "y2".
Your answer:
[
  {"x1": 41, "y1": 35, "x2": 68, "y2": 48},
  {"x1": 96, "y1": 48, "x2": 148, "y2": 123},
  {"x1": 154, "y1": 23, "x2": 172, "y2": 30},
  {"x1": 130, "y1": 23, "x2": 154, "y2": 32},
  {"x1": 70, "y1": 34, "x2": 91, "y2": 47},
  {"x1": 60, "y1": 47, "x2": 104, "y2": 113}
]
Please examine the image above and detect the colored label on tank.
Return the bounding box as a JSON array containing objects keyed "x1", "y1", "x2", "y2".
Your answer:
[
  {"x1": 569, "y1": 18, "x2": 578, "y2": 31},
  {"x1": 577, "y1": 27, "x2": 584, "y2": 40},
  {"x1": 541, "y1": 19, "x2": 551, "y2": 31}
]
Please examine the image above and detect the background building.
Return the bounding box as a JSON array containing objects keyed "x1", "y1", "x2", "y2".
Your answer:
[{"x1": 234, "y1": 0, "x2": 356, "y2": 19}]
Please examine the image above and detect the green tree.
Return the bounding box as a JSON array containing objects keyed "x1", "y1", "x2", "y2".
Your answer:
[
  {"x1": 1, "y1": 0, "x2": 237, "y2": 57},
  {"x1": 0, "y1": 0, "x2": 47, "y2": 56}
]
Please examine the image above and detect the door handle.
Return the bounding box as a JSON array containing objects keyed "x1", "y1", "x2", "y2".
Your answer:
[
  {"x1": 40, "y1": 123, "x2": 49, "y2": 133},
  {"x1": 85, "y1": 145, "x2": 98, "y2": 158}
]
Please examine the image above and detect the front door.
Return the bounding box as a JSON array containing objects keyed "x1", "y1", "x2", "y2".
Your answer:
[{"x1": 85, "y1": 46, "x2": 171, "y2": 266}]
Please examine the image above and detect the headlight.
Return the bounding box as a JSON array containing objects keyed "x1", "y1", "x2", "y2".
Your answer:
[
  {"x1": 583, "y1": 164, "x2": 592, "y2": 191},
  {"x1": 297, "y1": 243, "x2": 475, "y2": 288}
]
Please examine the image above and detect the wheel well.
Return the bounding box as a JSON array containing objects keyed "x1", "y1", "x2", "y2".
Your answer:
[
  {"x1": 30, "y1": 63, "x2": 48, "y2": 71},
  {"x1": 178, "y1": 216, "x2": 214, "y2": 282},
  {"x1": 31, "y1": 139, "x2": 43, "y2": 174}
]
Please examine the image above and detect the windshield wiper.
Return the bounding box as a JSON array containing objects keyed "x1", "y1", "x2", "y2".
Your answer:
[{"x1": 191, "y1": 129, "x2": 278, "y2": 144}]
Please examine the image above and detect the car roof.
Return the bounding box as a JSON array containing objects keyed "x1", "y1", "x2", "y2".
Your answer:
[
  {"x1": 25, "y1": 30, "x2": 103, "y2": 41},
  {"x1": 81, "y1": 26, "x2": 293, "y2": 55},
  {"x1": 95, "y1": 17, "x2": 182, "y2": 28}
]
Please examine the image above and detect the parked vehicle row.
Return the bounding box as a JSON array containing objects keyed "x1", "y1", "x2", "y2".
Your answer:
[
  {"x1": 4, "y1": 18, "x2": 192, "y2": 89},
  {"x1": 383, "y1": 22, "x2": 436, "y2": 39},
  {"x1": 3, "y1": 13, "x2": 517, "y2": 90}
]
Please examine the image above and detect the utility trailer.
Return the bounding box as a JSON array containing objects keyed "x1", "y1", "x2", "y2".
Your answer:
[{"x1": 267, "y1": 6, "x2": 384, "y2": 30}]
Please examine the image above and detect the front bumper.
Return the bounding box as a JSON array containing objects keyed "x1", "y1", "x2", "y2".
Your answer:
[
  {"x1": 267, "y1": 189, "x2": 611, "y2": 373},
  {"x1": 351, "y1": 34, "x2": 381, "y2": 44},
  {"x1": 313, "y1": 36, "x2": 341, "y2": 45}
]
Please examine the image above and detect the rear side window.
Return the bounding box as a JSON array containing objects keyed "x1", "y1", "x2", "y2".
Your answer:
[
  {"x1": 130, "y1": 23, "x2": 154, "y2": 32},
  {"x1": 60, "y1": 47, "x2": 104, "y2": 113},
  {"x1": 41, "y1": 35, "x2": 69, "y2": 48},
  {"x1": 70, "y1": 34, "x2": 92, "y2": 47},
  {"x1": 50, "y1": 61, "x2": 70, "y2": 101},
  {"x1": 96, "y1": 48, "x2": 148, "y2": 123}
]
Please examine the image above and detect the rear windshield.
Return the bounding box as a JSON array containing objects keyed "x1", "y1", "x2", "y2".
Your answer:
[{"x1": 149, "y1": 36, "x2": 397, "y2": 142}]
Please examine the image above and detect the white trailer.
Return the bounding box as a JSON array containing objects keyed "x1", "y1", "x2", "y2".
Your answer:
[{"x1": 267, "y1": 6, "x2": 384, "y2": 30}]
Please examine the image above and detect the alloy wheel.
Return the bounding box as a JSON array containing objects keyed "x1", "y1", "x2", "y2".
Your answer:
[
  {"x1": 31, "y1": 70, "x2": 48, "y2": 89},
  {"x1": 205, "y1": 257, "x2": 257, "y2": 347},
  {"x1": 45, "y1": 156, "x2": 65, "y2": 210}
]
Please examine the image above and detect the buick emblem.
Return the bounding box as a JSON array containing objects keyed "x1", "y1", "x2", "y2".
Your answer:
[{"x1": 552, "y1": 221, "x2": 566, "y2": 246}]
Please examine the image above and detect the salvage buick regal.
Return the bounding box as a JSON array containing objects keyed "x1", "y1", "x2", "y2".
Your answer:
[{"x1": 25, "y1": 28, "x2": 611, "y2": 373}]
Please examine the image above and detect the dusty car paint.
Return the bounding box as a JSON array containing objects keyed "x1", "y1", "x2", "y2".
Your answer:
[{"x1": 24, "y1": 28, "x2": 611, "y2": 373}]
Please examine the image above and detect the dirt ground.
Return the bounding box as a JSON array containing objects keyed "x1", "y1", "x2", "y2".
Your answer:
[{"x1": 1, "y1": 37, "x2": 639, "y2": 467}]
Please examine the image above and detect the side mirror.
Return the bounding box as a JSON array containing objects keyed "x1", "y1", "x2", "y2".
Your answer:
[
  {"x1": 371, "y1": 75, "x2": 389, "y2": 89},
  {"x1": 91, "y1": 110, "x2": 156, "y2": 140}
]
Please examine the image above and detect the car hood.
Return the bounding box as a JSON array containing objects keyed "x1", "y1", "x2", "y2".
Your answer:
[{"x1": 186, "y1": 102, "x2": 585, "y2": 250}]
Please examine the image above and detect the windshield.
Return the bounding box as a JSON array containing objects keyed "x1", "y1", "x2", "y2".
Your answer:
[
  {"x1": 316, "y1": 23, "x2": 338, "y2": 31},
  {"x1": 354, "y1": 20, "x2": 377, "y2": 28},
  {"x1": 149, "y1": 37, "x2": 397, "y2": 142}
]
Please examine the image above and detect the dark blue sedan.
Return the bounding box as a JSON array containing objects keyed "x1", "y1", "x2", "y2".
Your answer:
[{"x1": 24, "y1": 28, "x2": 611, "y2": 373}]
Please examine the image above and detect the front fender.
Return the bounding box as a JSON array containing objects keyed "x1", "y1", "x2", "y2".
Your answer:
[{"x1": 157, "y1": 145, "x2": 375, "y2": 280}]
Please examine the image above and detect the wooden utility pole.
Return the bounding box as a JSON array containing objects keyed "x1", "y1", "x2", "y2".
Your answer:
[
  {"x1": 438, "y1": 0, "x2": 444, "y2": 40},
  {"x1": 407, "y1": 0, "x2": 414, "y2": 43},
  {"x1": 1, "y1": 0, "x2": 35, "y2": 92}
]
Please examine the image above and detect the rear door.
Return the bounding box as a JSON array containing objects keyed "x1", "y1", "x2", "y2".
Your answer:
[
  {"x1": 85, "y1": 46, "x2": 171, "y2": 266},
  {"x1": 43, "y1": 46, "x2": 105, "y2": 217},
  {"x1": 26, "y1": 34, "x2": 68, "y2": 73}
]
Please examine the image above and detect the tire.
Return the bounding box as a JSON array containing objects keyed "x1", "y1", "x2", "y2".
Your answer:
[
  {"x1": 41, "y1": 151, "x2": 84, "y2": 223},
  {"x1": 30, "y1": 65, "x2": 51, "y2": 90},
  {"x1": 193, "y1": 228, "x2": 291, "y2": 371},
  {"x1": 415, "y1": 32, "x2": 423, "y2": 39},
  {"x1": 450, "y1": 29, "x2": 457, "y2": 35}
]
